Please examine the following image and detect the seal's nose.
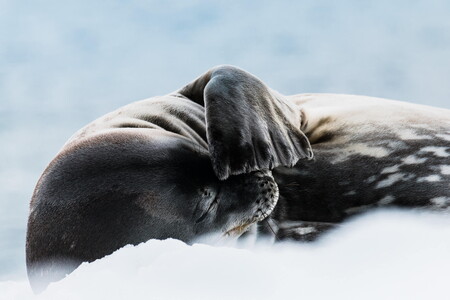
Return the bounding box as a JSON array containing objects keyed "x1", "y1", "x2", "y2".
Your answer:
[
  {"x1": 237, "y1": 170, "x2": 279, "y2": 217},
  {"x1": 251, "y1": 171, "x2": 279, "y2": 221},
  {"x1": 255, "y1": 174, "x2": 279, "y2": 205}
]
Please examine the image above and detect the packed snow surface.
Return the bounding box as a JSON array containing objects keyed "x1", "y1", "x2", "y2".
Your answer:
[{"x1": 1, "y1": 210, "x2": 449, "y2": 300}]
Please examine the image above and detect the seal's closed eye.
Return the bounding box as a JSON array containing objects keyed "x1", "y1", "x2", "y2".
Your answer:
[{"x1": 194, "y1": 186, "x2": 220, "y2": 224}]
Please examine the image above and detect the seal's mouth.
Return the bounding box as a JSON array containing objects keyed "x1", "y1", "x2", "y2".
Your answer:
[
  {"x1": 223, "y1": 199, "x2": 277, "y2": 237},
  {"x1": 224, "y1": 222, "x2": 253, "y2": 236}
]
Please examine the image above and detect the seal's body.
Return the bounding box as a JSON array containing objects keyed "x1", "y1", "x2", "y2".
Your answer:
[
  {"x1": 26, "y1": 66, "x2": 450, "y2": 292},
  {"x1": 269, "y1": 94, "x2": 450, "y2": 240}
]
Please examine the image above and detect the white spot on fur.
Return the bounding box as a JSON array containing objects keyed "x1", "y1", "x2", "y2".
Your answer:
[
  {"x1": 378, "y1": 195, "x2": 395, "y2": 205},
  {"x1": 344, "y1": 190, "x2": 356, "y2": 196},
  {"x1": 381, "y1": 165, "x2": 400, "y2": 174},
  {"x1": 430, "y1": 197, "x2": 450, "y2": 208},
  {"x1": 366, "y1": 176, "x2": 377, "y2": 184},
  {"x1": 397, "y1": 129, "x2": 431, "y2": 140},
  {"x1": 295, "y1": 227, "x2": 317, "y2": 235},
  {"x1": 436, "y1": 134, "x2": 450, "y2": 142},
  {"x1": 420, "y1": 146, "x2": 449, "y2": 157},
  {"x1": 376, "y1": 173, "x2": 405, "y2": 189},
  {"x1": 404, "y1": 173, "x2": 416, "y2": 180},
  {"x1": 417, "y1": 175, "x2": 442, "y2": 182},
  {"x1": 410, "y1": 124, "x2": 431, "y2": 129},
  {"x1": 440, "y1": 165, "x2": 450, "y2": 175},
  {"x1": 345, "y1": 143, "x2": 390, "y2": 157},
  {"x1": 402, "y1": 155, "x2": 427, "y2": 164},
  {"x1": 332, "y1": 143, "x2": 390, "y2": 163},
  {"x1": 385, "y1": 140, "x2": 406, "y2": 150}
]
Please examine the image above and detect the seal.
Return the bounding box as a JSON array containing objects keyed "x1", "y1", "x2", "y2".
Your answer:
[
  {"x1": 26, "y1": 65, "x2": 312, "y2": 293},
  {"x1": 26, "y1": 65, "x2": 450, "y2": 292}
]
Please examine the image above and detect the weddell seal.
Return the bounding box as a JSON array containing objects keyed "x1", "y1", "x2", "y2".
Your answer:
[{"x1": 26, "y1": 65, "x2": 450, "y2": 292}]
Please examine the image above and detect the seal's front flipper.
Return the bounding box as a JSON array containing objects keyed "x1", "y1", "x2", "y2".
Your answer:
[{"x1": 178, "y1": 65, "x2": 313, "y2": 180}]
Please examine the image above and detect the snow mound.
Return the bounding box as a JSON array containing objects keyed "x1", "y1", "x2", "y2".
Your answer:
[{"x1": 2, "y1": 210, "x2": 450, "y2": 300}]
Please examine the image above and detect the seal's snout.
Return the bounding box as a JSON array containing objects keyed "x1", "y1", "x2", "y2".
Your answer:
[
  {"x1": 240, "y1": 170, "x2": 279, "y2": 221},
  {"x1": 256, "y1": 175, "x2": 278, "y2": 203},
  {"x1": 253, "y1": 171, "x2": 279, "y2": 221},
  {"x1": 221, "y1": 170, "x2": 280, "y2": 237}
]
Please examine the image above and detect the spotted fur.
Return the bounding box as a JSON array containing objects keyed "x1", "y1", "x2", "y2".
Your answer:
[{"x1": 265, "y1": 94, "x2": 450, "y2": 241}]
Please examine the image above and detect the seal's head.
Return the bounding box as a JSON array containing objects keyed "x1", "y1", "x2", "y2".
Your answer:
[
  {"x1": 130, "y1": 149, "x2": 279, "y2": 243},
  {"x1": 26, "y1": 131, "x2": 279, "y2": 293},
  {"x1": 193, "y1": 170, "x2": 279, "y2": 240},
  {"x1": 126, "y1": 136, "x2": 280, "y2": 242}
]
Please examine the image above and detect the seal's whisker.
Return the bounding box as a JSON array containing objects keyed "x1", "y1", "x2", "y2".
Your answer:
[{"x1": 265, "y1": 219, "x2": 279, "y2": 241}]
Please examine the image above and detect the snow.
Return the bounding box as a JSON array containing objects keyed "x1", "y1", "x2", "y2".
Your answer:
[{"x1": 1, "y1": 210, "x2": 449, "y2": 300}]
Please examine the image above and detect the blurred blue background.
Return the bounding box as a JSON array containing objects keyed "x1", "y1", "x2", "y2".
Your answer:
[{"x1": 1, "y1": 0, "x2": 449, "y2": 280}]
